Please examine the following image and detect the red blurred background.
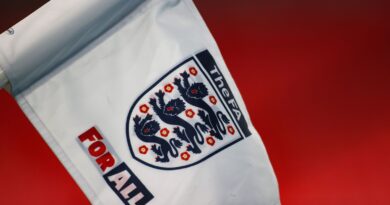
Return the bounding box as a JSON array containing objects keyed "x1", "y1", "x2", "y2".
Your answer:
[{"x1": 0, "y1": 0, "x2": 389, "y2": 204}]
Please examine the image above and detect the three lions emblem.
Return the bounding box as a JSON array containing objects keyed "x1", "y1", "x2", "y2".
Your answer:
[{"x1": 126, "y1": 50, "x2": 251, "y2": 170}]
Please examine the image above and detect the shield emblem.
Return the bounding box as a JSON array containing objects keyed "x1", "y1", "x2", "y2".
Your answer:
[{"x1": 126, "y1": 53, "x2": 246, "y2": 170}]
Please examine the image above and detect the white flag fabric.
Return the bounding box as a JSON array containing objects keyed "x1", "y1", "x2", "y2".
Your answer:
[{"x1": 0, "y1": 0, "x2": 280, "y2": 204}]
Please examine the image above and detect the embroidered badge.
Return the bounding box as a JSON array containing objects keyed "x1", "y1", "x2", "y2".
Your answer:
[{"x1": 126, "y1": 50, "x2": 251, "y2": 170}]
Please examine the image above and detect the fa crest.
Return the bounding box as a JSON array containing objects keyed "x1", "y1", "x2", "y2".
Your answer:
[{"x1": 126, "y1": 50, "x2": 252, "y2": 170}]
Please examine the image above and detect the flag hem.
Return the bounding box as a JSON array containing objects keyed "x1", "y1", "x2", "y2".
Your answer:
[{"x1": 16, "y1": 94, "x2": 100, "y2": 205}]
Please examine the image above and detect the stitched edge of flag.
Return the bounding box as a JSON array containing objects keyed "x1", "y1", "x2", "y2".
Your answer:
[{"x1": 16, "y1": 94, "x2": 101, "y2": 205}]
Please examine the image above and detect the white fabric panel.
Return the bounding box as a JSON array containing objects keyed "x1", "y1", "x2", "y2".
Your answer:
[
  {"x1": 0, "y1": 0, "x2": 143, "y2": 95},
  {"x1": 2, "y1": 0, "x2": 280, "y2": 204}
]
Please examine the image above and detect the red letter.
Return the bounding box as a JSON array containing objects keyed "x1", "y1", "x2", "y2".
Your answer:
[
  {"x1": 88, "y1": 141, "x2": 107, "y2": 157},
  {"x1": 79, "y1": 127, "x2": 103, "y2": 142},
  {"x1": 96, "y1": 152, "x2": 116, "y2": 172}
]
